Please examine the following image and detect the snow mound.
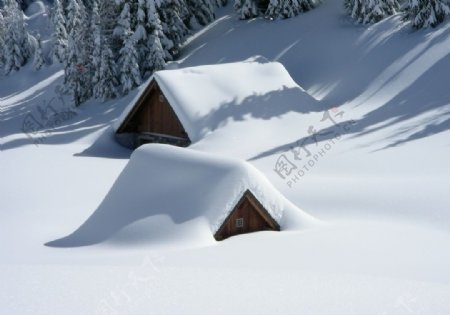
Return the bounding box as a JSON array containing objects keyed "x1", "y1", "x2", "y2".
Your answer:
[
  {"x1": 47, "y1": 144, "x2": 315, "y2": 247},
  {"x1": 115, "y1": 57, "x2": 318, "y2": 143}
]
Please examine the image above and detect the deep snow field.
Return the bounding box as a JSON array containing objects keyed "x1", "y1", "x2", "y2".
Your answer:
[{"x1": 1, "y1": 1, "x2": 450, "y2": 314}]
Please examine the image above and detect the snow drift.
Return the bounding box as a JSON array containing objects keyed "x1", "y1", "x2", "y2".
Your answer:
[{"x1": 46, "y1": 144, "x2": 315, "y2": 247}]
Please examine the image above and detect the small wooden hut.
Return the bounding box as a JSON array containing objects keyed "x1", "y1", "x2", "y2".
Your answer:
[
  {"x1": 116, "y1": 80, "x2": 191, "y2": 148},
  {"x1": 214, "y1": 190, "x2": 280, "y2": 241},
  {"x1": 114, "y1": 58, "x2": 314, "y2": 149}
]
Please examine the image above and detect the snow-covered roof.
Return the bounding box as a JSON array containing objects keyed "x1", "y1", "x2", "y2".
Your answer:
[
  {"x1": 115, "y1": 57, "x2": 315, "y2": 143},
  {"x1": 48, "y1": 144, "x2": 315, "y2": 246}
]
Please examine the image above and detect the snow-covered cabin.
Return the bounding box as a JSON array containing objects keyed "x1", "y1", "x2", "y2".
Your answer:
[
  {"x1": 47, "y1": 144, "x2": 314, "y2": 246},
  {"x1": 114, "y1": 58, "x2": 312, "y2": 149},
  {"x1": 215, "y1": 189, "x2": 280, "y2": 241}
]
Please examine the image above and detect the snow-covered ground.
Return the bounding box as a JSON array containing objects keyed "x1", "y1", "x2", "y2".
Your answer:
[{"x1": 1, "y1": 1, "x2": 450, "y2": 314}]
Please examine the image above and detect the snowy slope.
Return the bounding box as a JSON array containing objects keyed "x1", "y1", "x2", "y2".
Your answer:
[{"x1": 1, "y1": 1, "x2": 450, "y2": 314}]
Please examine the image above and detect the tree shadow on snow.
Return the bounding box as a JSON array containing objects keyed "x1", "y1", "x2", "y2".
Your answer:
[
  {"x1": 246, "y1": 21, "x2": 450, "y2": 159},
  {"x1": 191, "y1": 85, "x2": 327, "y2": 140},
  {"x1": 1, "y1": 70, "x2": 137, "y2": 158}
]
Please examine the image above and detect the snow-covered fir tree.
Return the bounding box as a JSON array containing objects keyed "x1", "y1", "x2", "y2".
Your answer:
[
  {"x1": 34, "y1": 33, "x2": 45, "y2": 70},
  {"x1": 147, "y1": 32, "x2": 166, "y2": 72},
  {"x1": 344, "y1": 0, "x2": 399, "y2": 24},
  {"x1": 113, "y1": 0, "x2": 131, "y2": 43},
  {"x1": 186, "y1": 0, "x2": 215, "y2": 26},
  {"x1": 266, "y1": 0, "x2": 301, "y2": 19},
  {"x1": 97, "y1": 0, "x2": 119, "y2": 58},
  {"x1": 371, "y1": 0, "x2": 398, "y2": 22},
  {"x1": 119, "y1": 35, "x2": 141, "y2": 94},
  {"x1": 1, "y1": 0, "x2": 32, "y2": 74},
  {"x1": 214, "y1": 0, "x2": 228, "y2": 7},
  {"x1": 234, "y1": 0, "x2": 258, "y2": 19},
  {"x1": 51, "y1": 0, "x2": 68, "y2": 63},
  {"x1": 404, "y1": 0, "x2": 450, "y2": 28},
  {"x1": 236, "y1": 0, "x2": 317, "y2": 19},
  {"x1": 66, "y1": 0, "x2": 79, "y2": 34},
  {"x1": 56, "y1": 0, "x2": 221, "y2": 102},
  {"x1": 344, "y1": 0, "x2": 363, "y2": 22},
  {"x1": 79, "y1": 0, "x2": 94, "y2": 98},
  {"x1": 64, "y1": 0, "x2": 91, "y2": 105},
  {"x1": 0, "y1": 11, "x2": 5, "y2": 69},
  {"x1": 91, "y1": 1, "x2": 102, "y2": 91},
  {"x1": 135, "y1": 0, "x2": 151, "y2": 76},
  {"x1": 157, "y1": 0, "x2": 189, "y2": 55},
  {"x1": 92, "y1": 0, "x2": 119, "y2": 100},
  {"x1": 298, "y1": 0, "x2": 316, "y2": 11},
  {"x1": 118, "y1": 3, "x2": 142, "y2": 94},
  {"x1": 95, "y1": 43, "x2": 120, "y2": 100},
  {"x1": 147, "y1": 0, "x2": 173, "y2": 61},
  {"x1": 144, "y1": 0, "x2": 167, "y2": 73}
]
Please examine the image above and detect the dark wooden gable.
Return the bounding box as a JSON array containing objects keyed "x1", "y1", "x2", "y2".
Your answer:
[
  {"x1": 116, "y1": 80, "x2": 190, "y2": 147},
  {"x1": 214, "y1": 190, "x2": 281, "y2": 241}
]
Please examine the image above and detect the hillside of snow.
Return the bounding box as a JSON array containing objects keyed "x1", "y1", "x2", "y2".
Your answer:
[{"x1": 1, "y1": 1, "x2": 450, "y2": 314}]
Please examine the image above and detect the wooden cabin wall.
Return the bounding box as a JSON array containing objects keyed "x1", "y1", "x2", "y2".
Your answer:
[
  {"x1": 137, "y1": 84, "x2": 186, "y2": 138},
  {"x1": 215, "y1": 197, "x2": 277, "y2": 240}
]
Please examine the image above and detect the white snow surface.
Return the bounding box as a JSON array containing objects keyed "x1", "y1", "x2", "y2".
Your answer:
[{"x1": 2, "y1": 1, "x2": 450, "y2": 314}]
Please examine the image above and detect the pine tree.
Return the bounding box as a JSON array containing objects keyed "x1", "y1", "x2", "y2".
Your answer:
[
  {"x1": 266, "y1": 0, "x2": 301, "y2": 19},
  {"x1": 120, "y1": 35, "x2": 141, "y2": 94},
  {"x1": 128, "y1": 0, "x2": 140, "y2": 32},
  {"x1": 0, "y1": 11, "x2": 5, "y2": 70},
  {"x1": 147, "y1": 32, "x2": 166, "y2": 73},
  {"x1": 234, "y1": 0, "x2": 258, "y2": 19},
  {"x1": 404, "y1": 0, "x2": 450, "y2": 29},
  {"x1": 136, "y1": 0, "x2": 148, "y2": 43},
  {"x1": 157, "y1": 0, "x2": 189, "y2": 55},
  {"x1": 91, "y1": 1, "x2": 102, "y2": 90},
  {"x1": 51, "y1": 0, "x2": 68, "y2": 63},
  {"x1": 34, "y1": 34, "x2": 45, "y2": 71},
  {"x1": 186, "y1": 0, "x2": 215, "y2": 26},
  {"x1": 214, "y1": 0, "x2": 227, "y2": 7},
  {"x1": 237, "y1": 0, "x2": 316, "y2": 19},
  {"x1": 64, "y1": 0, "x2": 90, "y2": 105},
  {"x1": 95, "y1": 43, "x2": 120, "y2": 100},
  {"x1": 80, "y1": 0, "x2": 94, "y2": 99},
  {"x1": 118, "y1": 3, "x2": 141, "y2": 94},
  {"x1": 147, "y1": 0, "x2": 173, "y2": 61},
  {"x1": 344, "y1": 0, "x2": 363, "y2": 23},
  {"x1": 2, "y1": 0, "x2": 32, "y2": 74},
  {"x1": 135, "y1": 0, "x2": 150, "y2": 76},
  {"x1": 92, "y1": 0, "x2": 119, "y2": 100},
  {"x1": 364, "y1": 0, "x2": 399, "y2": 23},
  {"x1": 144, "y1": 0, "x2": 167, "y2": 74},
  {"x1": 345, "y1": 0, "x2": 399, "y2": 24},
  {"x1": 299, "y1": 0, "x2": 316, "y2": 11},
  {"x1": 66, "y1": 0, "x2": 77, "y2": 34},
  {"x1": 97, "y1": 0, "x2": 119, "y2": 61},
  {"x1": 113, "y1": 0, "x2": 131, "y2": 41}
]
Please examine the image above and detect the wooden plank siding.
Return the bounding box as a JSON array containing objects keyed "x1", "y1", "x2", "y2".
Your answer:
[
  {"x1": 214, "y1": 190, "x2": 280, "y2": 241},
  {"x1": 137, "y1": 83, "x2": 186, "y2": 137},
  {"x1": 117, "y1": 80, "x2": 190, "y2": 146}
]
